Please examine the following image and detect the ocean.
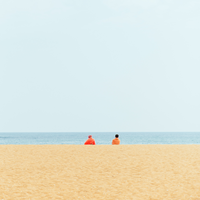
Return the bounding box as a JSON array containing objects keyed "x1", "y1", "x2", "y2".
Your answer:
[{"x1": 0, "y1": 132, "x2": 200, "y2": 145}]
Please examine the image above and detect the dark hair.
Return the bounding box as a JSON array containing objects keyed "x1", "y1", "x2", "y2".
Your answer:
[{"x1": 115, "y1": 134, "x2": 119, "y2": 138}]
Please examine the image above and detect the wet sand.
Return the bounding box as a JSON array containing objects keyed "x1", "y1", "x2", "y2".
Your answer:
[{"x1": 1, "y1": 145, "x2": 200, "y2": 200}]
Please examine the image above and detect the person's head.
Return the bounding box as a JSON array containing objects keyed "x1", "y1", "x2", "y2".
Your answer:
[
  {"x1": 115, "y1": 134, "x2": 119, "y2": 138},
  {"x1": 88, "y1": 135, "x2": 92, "y2": 138}
]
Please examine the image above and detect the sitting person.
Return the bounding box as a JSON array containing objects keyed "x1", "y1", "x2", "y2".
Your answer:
[
  {"x1": 112, "y1": 134, "x2": 120, "y2": 145},
  {"x1": 84, "y1": 135, "x2": 96, "y2": 145}
]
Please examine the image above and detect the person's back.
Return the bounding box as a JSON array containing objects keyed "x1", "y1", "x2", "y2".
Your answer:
[
  {"x1": 84, "y1": 135, "x2": 96, "y2": 145},
  {"x1": 112, "y1": 134, "x2": 120, "y2": 145}
]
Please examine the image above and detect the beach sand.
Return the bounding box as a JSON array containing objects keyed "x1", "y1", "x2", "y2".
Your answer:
[{"x1": 1, "y1": 145, "x2": 200, "y2": 200}]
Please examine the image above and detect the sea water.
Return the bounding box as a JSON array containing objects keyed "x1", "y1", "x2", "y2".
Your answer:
[{"x1": 0, "y1": 132, "x2": 200, "y2": 145}]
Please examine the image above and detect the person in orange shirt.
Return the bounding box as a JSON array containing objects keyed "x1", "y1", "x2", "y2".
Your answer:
[
  {"x1": 84, "y1": 135, "x2": 96, "y2": 145},
  {"x1": 112, "y1": 134, "x2": 120, "y2": 145}
]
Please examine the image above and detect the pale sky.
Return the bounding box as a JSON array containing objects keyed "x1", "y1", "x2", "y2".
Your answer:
[{"x1": 0, "y1": 0, "x2": 200, "y2": 132}]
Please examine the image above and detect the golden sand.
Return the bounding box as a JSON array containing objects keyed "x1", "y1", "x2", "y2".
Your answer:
[{"x1": 1, "y1": 145, "x2": 200, "y2": 200}]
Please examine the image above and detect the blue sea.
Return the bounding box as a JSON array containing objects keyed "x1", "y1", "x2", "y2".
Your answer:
[{"x1": 0, "y1": 132, "x2": 200, "y2": 145}]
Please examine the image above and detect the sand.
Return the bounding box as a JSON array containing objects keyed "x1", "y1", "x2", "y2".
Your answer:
[{"x1": 1, "y1": 145, "x2": 200, "y2": 200}]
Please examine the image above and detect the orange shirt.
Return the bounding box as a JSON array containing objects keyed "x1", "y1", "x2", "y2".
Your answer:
[
  {"x1": 84, "y1": 138, "x2": 96, "y2": 145},
  {"x1": 112, "y1": 138, "x2": 120, "y2": 145}
]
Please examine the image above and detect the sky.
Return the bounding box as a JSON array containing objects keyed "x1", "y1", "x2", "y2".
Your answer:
[{"x1": 0, "y1": 0, "x2": 200, "y2": 132}]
